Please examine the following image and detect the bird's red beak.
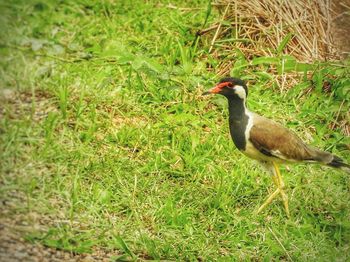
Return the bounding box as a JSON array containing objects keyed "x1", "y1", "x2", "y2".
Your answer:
[{"x1": 203, "y1": 82, "x2": 230, "y2": 95}]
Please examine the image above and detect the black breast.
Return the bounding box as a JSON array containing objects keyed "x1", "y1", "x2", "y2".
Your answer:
[
  {"x1": 226, "y1": 94, "x2": 249, "y2": 151},
  {"x1": 229, "y1": 117, "x2": 248, "y2": 151}
]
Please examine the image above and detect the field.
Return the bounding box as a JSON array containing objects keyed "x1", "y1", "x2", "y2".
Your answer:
[{"x1": 1, "y1": 0, "x2": 350, "y2": 260}]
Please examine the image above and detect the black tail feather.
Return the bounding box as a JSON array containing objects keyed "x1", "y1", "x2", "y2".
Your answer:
[{"x1": 328, "y1": 156, "x2": 350, "y2": 174}]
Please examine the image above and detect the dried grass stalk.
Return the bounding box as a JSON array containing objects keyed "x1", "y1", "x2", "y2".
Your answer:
[{"x1": 206, "y1": 0, "x2": 339, "y2": 65}]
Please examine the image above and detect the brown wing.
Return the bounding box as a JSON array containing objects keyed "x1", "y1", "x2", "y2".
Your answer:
[{"x1": 249, "y1": 114, "x2": 315, "y2": 161}]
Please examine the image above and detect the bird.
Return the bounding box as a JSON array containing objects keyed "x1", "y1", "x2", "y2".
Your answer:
[{"x1": 203, "y1": 77, "x2": 350, "y2": 217}]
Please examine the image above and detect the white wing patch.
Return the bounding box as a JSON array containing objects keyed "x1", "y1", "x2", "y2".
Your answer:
[
  {"x1": 242, "y1": 112, "x2": 263, "y2": 160},
  {"x1": 244, "y1": 111, "x2": 254, "y2": 141},
  {"x1": 270, "y1": 150, "x2": 288, "y2": 160}
]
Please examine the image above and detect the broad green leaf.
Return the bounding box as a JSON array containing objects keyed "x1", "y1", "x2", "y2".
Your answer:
[
  {"x1": 277, "y1": 33, "x2": 293, "y2": 54},
  {"x1": 131, "y1": 57, "x2": 144, "y2": 70},
  {"x1": 278, "y1": 55, "x2": 296, "y2": 74},
  {"x1": 117, "y1": 53, "x2": 135, "y2": 64},
  {"x1": 143, "y1": 57, "x2": 164, "y2": 73},
  {"x1": 283, "y1": 56, "x2": 297, "y2": 72},
  {"x1": 294, "y1": 62, "x2": 316, "y2": 72},
  {"x1": 231, "y1": 58, "x2": 249, "y2": 77},
  {"x1": 252, "y1": 56, "x2": 279, "y2": 65},
  {"x1": 255, "y1": 71, "x2": 274, "y2": 80}
]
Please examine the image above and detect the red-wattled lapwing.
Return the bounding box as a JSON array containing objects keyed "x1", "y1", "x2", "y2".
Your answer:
[{"x1": 203, "y1": 77, "x2": 350, "y2": 217}]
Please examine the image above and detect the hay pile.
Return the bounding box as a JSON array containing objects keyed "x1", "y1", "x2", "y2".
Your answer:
[
  {"x1": 200, "y1": 0, "x2": 339, "y2": 75},
  {"x1": 197, "y1": 0, "x2": 349, "y2": 136}
]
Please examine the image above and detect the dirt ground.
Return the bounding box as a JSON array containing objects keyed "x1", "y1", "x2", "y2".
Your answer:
[
  {"x1": 0, "y1": 206, "x2": 113, "y2": 262},
  {"x1": 0, "y1": 223, "x2": 111, "y2": 262}
]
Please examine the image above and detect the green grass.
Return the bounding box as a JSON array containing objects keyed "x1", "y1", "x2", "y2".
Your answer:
[{"x1": 1, "y1": 0, "x2": 350, "y2": 260}]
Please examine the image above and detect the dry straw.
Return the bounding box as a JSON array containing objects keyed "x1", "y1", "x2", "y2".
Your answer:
[{"x1": 200, "y1": 0, "x2": 339, "y2": 74}]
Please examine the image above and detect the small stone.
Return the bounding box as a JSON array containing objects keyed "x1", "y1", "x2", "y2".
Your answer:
[
  {"x1": 1, "y1": 89, "x2": 16, "y2": 101},
  {"x1": 14, "y1": 251, "x2": 27, "y2": 259},
  {"x1": 64, "y1": 252, "x2": 71, "y2": 260},
  {"x1": 81, "y1": 255, "x2": 95, "y2": 262}
]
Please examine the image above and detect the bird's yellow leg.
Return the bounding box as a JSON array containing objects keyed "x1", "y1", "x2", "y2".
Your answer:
[
  {"x1": 256, "y1": 164, "x2": 281, "y2": 214},
  {"x1": 271, "y1": 173, "x2": 279, "y2": 188},
  {"x1": 256, "y1": 188, "x2": 280, "y2": 214},
  {"x1": 272, "y1": 162, "x2": 290, "y2": 218}
]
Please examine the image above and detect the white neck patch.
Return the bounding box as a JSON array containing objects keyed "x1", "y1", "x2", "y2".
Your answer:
[{"x1": 234, "y1": 85, "x2": 246, "y2": 100}]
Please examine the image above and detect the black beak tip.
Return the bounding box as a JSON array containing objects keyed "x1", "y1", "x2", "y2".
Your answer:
[{"x1": 202, "y1": 91, "x2": 211, "y2": 96}]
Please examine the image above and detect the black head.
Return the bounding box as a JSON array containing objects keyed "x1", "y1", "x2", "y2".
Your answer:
[{"x1": 203, "y1": 77, "x2": 248, "y2": 98}]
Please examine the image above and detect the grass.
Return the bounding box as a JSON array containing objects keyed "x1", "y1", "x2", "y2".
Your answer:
[{"x1": 1, "y1": 0, "x2": 350, "y2": 260}]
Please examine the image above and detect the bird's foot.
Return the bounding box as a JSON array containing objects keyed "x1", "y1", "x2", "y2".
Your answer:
[
  {"x1": 256, "y1": 188, "x2": 290, "y2": 218},
  {"x1": 255, "y1": 162, "x2": 290, "y2": 217},
  {"x1": 256, "y1": 188, "x2": 280, "y2": 214},
  {"x1": 280, "y1": 190, "x2": 290, "y2": 218}
]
